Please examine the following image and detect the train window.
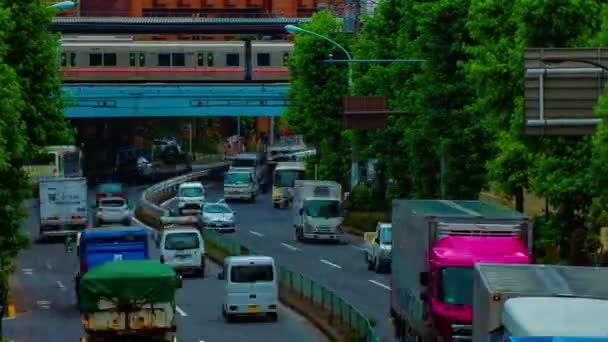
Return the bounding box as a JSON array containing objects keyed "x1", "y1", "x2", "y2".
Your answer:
[
  {"x1": 158, "y1": 53, "x2": 171, "y2": 67},
  {"x1": 103, "y1": 53, "x2": 117, "y2": 67},
  {"x1": 70, "y1": 53, "x2": 76, "y2": 67},
  {"x1": 129, "y1": 53, "x2": 136, "y2": 67},
  {"x1": 197, "y1": 53, "x2": 204, "y2": 67},
  {"x1": 89, "y1": 53, "x2": 102, "y2": 67},
  {"x1": 139, "y1": 53, "x2": 146, "y2": 67},
  {"x1": 257, "y1": 53, "x2": 271, "y2": 67},
  {"x1": 172, "y1": 53, "x2": 185, "y2": 67},
  {"x1": 226, "y1": 53, "x2": 240, "y2": 67},
  {"x1": 60, "y1": 53, "x2": 67, "y2": 67},
  {"x1": 207, "y1": 53, "x2": 214, "y2": 67},
  {"x1": 282, "y1": 52, "x2": 290, "y2": 66}
]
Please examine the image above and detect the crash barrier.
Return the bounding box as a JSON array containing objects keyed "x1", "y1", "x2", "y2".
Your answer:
[
  {"x1": 203, "y1": 229, "x2": 380, "y2": 342},
  {"x1": 135, "y1": 163, "x2": 380, "y2": 342}
]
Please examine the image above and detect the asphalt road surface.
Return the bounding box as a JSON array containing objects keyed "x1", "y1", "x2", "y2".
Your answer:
[
  {"x1": 4, "y1": 185, "x2": 327, "y2": 342},
  {"x1": 164, "y1": 181, "x2": 395, "y2": 341}
]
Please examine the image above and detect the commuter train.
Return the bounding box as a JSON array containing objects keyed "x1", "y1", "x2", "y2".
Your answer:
[{"x1": 60, "y1": 39, "x2": 293, "y2": 82}]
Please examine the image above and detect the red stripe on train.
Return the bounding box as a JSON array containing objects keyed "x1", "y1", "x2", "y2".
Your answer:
[{"x1": 61, "y1": 68, "x2": 289, "y2": 73}]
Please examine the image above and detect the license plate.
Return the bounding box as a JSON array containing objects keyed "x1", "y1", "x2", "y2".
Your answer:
[{"x1": 247, "y1": 305, "x2": 260, "y2": 313}]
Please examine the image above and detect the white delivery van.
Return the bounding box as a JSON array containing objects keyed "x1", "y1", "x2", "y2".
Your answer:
[
  {"x1": 39, "y1": 177, "x2": 88, "y2": 240},
  {"x1": 218, "y1": 256, "x2": 278, "y2": 322},
  {"x1": 176, "y1": 182, "x2": 206, "y2": 215},
  {"x1": 158, "y1": 227, "x2": 205, "y2": 277}
]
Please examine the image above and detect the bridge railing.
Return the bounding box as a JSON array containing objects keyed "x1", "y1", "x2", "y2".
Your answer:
[{"x1": 135, "y1": 162, "x2": 380, "y2": 342}]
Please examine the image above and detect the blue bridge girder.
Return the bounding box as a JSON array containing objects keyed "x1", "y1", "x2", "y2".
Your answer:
[
  {"x1": 62, "y1": 83, "x2": 291, "y2": 118},
  {"x1": 50, "y1": 17, "x2": 313, "y2": 34}
]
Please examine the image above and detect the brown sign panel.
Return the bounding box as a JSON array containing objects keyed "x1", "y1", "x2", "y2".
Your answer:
[
  {"x1": 342, "y1": 96, "x2": 407, "y2": 130},
  {"x1": 524, "y1": 48, "x2": 608, "y2": 136}
]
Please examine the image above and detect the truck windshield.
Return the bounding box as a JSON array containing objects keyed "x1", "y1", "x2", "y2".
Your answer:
[
  {"x1": 305, "y1": 200, "x2": 341, "y2": 218},
  {"x1": 180, "y1": 187, "x2": 204, "y2": 197},
  {"x1": 437, "y1": 267, "x2": 474, "y2": 305},
  {"x1": 380, "y1": 228, "x2": 392, "y2": 244},
  {"x1": 225, "y1": 172, "x2": 250, "y2": 185},
  {"x1": 230, "y1": 265, "x2": 274, "y2": 283},
  {"x1": 273, "y1": 170, "x2": 305, "y2": 188},
  {"x1": 165, "y1": 233, "x2": 200, "y2": 250}
]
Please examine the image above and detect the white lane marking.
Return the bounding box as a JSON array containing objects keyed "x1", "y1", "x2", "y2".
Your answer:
[
  {"x1": 37, "y1": 300, "x2": 51, "y2": 309},
  {"x1": 281, "y1": 243, "x2": 299, "y2": 251},
  {"x1": 46, "y1": 261, "x2": 52, "y2": 270},
  {"x1": 368, "y1": 279, "x2": 391, "y2": 290},
  {"x1": 56, "y1": 281, "x2": 65, "y2": 290},
  {"x1": 351, "y1": 245, "x2": 366, "y2": 251},
  {"x1": 320, "y1": 259, "x2": 342, "y2": 269},
  {"x1": 160, "y1": 197, "x2": 175, "y2": 207},
  {"x1": 176, "y1": 306, "x2": 188, "y2": 317},
  {"x1": 249, "y1": 230, "x2": 264, "y2": 237},
  {"x1": 22, "y1": 268, "x2": 33, "y2": 275}
]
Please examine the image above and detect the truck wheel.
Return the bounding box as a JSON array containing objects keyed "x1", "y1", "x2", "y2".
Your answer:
[
  {"x1": 251, "y1": 195, "x2": 256, "y2": 203},
  {"x1": 267, "y1": 312, "x2": 278, "y2": 322}
]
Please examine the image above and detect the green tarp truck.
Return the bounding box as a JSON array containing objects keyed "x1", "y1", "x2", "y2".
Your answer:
[{"x1": 78, "y1": 260, "x2": 182, "y2": 342}]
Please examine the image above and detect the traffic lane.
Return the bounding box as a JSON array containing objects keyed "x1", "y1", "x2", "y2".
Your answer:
[
  {"x1": 138, "y1": 207, "x2": 329, "y2": 342},
  {"x1": 4, "y1": 200, "x2": 84, "y2": 341},
  {"x1": 163, "y1": 187, "x2": 394, "y2": 340}
]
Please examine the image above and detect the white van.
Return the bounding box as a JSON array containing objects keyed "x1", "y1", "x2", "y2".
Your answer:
[
  {"x1": 158, "y1": 227, "x2": 205, "y2": 277},
  {"x1": 176, "y1": 182, "x2": 206, "y2": 215},
  {"x1": 218, "y1": 256, "x2": 278, "y2": 322}
]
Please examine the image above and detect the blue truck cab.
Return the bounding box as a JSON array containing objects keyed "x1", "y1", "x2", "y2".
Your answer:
[{"x1": 65, "y1": 226, "x2": 150, "y2": 303}]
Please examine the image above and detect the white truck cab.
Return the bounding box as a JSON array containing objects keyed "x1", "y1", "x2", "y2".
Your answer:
[
  {"x1": 176, "y1": 182, "x2": 206, "y2": 215},
  {"x1": 292, "y1": 180, "x2": 343, "y2": 242},
  {"x1": 218, "y1": 256, "x2": 278, "y2": 322},
  {"x1": 364, "y1": 222, "x2": 392, "y2": 273}
]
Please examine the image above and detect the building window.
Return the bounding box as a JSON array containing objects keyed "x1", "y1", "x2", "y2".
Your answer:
[
  {"x1": 103, "y1": 53, "x2": 117, "y2": 67},
  {"x1": 89, "y1": 53, "x2": 102, "y2": 66},
  {"x1": 207, "y1": 53, "x2": 214, "y2": 67},
  {"x1": 226, "y1": 53, "x2": 240, "y2": 67},
  {"x1": 282, "y1": 52, "x2": 290, "y2": 66},
  {"x1": 60, "y1": 53, "x2": 67, "y2": 67},
  {"x1": 257, "y1": 53, "x2": 271, "y2": 67},
  {"x1": 129, "y1": 53, "x2": 136, "y2": 67},
  {"x1": 172, "y1": 53, "x2": 185, "y2": 67},
  {"x1": 139, "y1": 53, "x2": 146, "y2": 67},
  {"x1": 70, "y1": 52, "x2": 76, "y2": 67},
  {"x1": 158, "y1": 53, "x2": 171, "y2": 67},
  {"x1": 197, "y1": 53, "x2": 205, "y2": 67}
]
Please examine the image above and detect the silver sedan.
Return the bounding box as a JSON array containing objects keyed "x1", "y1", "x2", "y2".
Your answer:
[{"x1": 198, "y1": 200, "x2": 237, "y2": 233}]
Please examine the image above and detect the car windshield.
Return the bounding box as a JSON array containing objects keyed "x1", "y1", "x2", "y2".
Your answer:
[
  {"x1": 273, "y1": 170, "x2": 305, "y2": 188},
  {"x1": 225, "y1": 172, "x2": 250, "y2": 185},
  {"x1": 204, "y1": 204, "x2": 231, "y2": 214},
  {"x1": 305, "y1": 199, "x2": 341, "y2": 218},
  {"x1": 380, "y1": 228, "x2": 392, "y2": 244},
  {"x1": 437, "y1": 267, "x2": 474, "y2": 305},
  {"x1": 100, "y1": 199, "x2": 126, "y2": 207},
  {"x1": 164, "y1": 232, "x2": 199, "y2": 250},
  {"x1": 98, "y1": 183, "x2": 122, "y2": 194},
  {"x1": 230, "y1": 265, "x2": 273, "y2": 283},
  {"x1": 180, "y1": 187, "x2": 204, "y2": 197},
  {"x1": 233, "y1": 158, "x2": 256, "y2": 167}
]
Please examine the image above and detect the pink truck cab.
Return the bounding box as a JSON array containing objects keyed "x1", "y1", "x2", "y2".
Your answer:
[{"x1": 390, "y1": 200, "x2": 532, "y2": 342}]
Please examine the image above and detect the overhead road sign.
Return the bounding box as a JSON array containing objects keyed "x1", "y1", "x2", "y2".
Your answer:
[
  {"x1": 524, "y1": 48, "x2": 608, "y2": 136},
  {"x1": 50, "y1": 17, "x2": 313, "y2": 34}
]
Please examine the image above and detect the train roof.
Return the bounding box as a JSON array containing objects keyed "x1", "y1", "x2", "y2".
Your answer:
[{"x1": 62, "y1": 41, "x2": 293, "y2": 48}]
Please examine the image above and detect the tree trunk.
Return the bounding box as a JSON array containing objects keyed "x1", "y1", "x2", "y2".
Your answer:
[{"x1": 514, "y1": 186, "x2": 524, "y2": 213}]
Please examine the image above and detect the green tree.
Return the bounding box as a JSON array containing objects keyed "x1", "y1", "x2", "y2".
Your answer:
[
  {"x1": 1, "y1": 0, "x2": 73, "y2": 148},
  {"x1": 0, "y1": 7, "x2": 31, "y2": 294},
  {"x1": 285, "y1": 10, "x2": 351, "y2": 183}
]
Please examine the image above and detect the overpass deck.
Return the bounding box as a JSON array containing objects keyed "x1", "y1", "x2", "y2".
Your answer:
[{"x1": 62, "y1": 83, "x2": 291, "y2": 118}]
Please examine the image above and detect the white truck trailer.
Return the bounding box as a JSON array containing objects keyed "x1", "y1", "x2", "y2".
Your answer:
[
  {"x1": 473, "y1": 263, "x2": 608, "y2": 342},
  {"x1": 39, "y1": 177, "x2": 88, "y2": 239},
  {"x1": 292, "y1": 180, "x2": 343, "y2": 242}
]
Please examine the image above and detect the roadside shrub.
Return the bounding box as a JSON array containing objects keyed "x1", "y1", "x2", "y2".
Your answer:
[
  {"x1": 344, "y1": 211, "x2": 391, "y2": 233},
  {"x1": 349, "y1": 184, "x2": 372, "y2": 211}
]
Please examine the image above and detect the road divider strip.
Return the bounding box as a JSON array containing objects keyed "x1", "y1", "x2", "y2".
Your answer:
[{"x1": 133, "y1": 160, "x2": 381, "y2": 342}]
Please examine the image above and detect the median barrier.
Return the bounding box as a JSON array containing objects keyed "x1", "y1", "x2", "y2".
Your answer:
[{"x1": 134, "y1": 162, "x2": 380, "y2": 342}]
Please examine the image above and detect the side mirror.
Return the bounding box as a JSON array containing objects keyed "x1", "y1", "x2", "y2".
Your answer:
[
  {"x1": 217, "y1": 272, "x2": 224, "y2": 280},
  {"x1": 176, "y1": 275, "x2": 183, "y2": 289},
  {"x1": 419, "y1": 271, "x2": 429, "y2": 287}
]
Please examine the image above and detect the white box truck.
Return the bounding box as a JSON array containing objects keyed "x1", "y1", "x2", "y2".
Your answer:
[
  {"x1": 39, "y1": 177, "x2": 88, "y2": 239},
  {"x1": 292, "y1": 180, "x2": 343, "y2": 242},
  {"x1": 473, "y1": 263, "x2": 608, "y2": 342}
]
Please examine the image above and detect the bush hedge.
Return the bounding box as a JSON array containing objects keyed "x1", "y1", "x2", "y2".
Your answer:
[{"x1": 344, "y1": 210, "x2": 391, "y2": 233}]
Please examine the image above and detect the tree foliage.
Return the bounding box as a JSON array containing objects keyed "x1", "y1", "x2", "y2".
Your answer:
[{"x1": 285, "y1": 10, "x2": 351, "y2": 183}]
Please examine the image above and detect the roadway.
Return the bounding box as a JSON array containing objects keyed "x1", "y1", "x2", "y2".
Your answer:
[
  {"x1": 163, "y1": 181, "x2": 395, "y2": 341},
  {"x1": 3, "y1": 184, "x2": 327, "y2": 342}
]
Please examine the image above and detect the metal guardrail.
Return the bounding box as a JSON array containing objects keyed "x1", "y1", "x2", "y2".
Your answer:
[{"x1": 136, "y1": 161, "x2": 380, "y2": 342}]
